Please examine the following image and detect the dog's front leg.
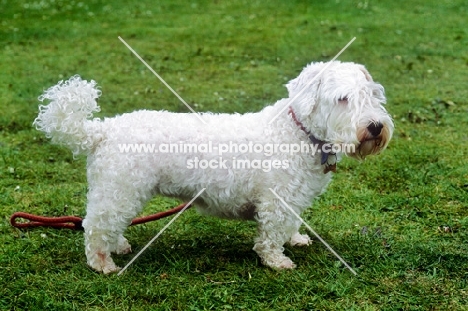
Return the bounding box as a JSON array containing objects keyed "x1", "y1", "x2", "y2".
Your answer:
[
  {"x1": 253, "y1": 207, "x2": 298, "y2": 269},
  {"x1": 289, "y1": 232, "x2": 312, "y2": 246}
]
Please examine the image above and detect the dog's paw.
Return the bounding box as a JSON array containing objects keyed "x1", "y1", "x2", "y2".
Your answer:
[
  {"x1": 102, "y1": 264, "x2": 121, "y2": 275},
  {"x1": 276, "y1": 257, "x2": 297, "y2": 269},
  {"x1": 262, "y1": 255, "x2": 297, "y2": 270},
  {"x1": 289, "y1": 232, "x2": 312, "y2": 247},
  {"x1": 88, "y1": 252, "x2": 121, "y2": 274},
  {"x1": 116, "y1": 245, "x2": 132, "y2": 255},
  {"x1": 91, "y1": 259, "x2": 121, "y2": 275},
  {"x1": 115, "y1": 236, "x2": 132, "y2": 255}
]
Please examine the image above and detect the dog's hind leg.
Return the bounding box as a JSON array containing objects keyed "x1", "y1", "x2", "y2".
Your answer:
[{"x1": 82, "y1": 180, "x2": 146, "y2": 274}]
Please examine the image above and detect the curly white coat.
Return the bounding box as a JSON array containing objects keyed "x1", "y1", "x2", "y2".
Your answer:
[{"x1": 34, "y1": 61, "x2": 393, "y2": 273}]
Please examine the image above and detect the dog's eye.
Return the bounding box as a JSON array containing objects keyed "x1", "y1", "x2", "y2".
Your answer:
[{"x1": 338, "y1": 97, "x2": 348, "y2": 104}]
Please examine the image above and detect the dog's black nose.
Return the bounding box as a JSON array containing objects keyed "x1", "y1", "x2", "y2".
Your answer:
[{"x1": 367, "y1": 122, "x2": 383, "y2": 137}]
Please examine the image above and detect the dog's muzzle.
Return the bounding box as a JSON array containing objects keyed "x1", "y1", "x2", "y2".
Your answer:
[{"x1": 353, "y1": 120, "x2": 392, "y2": 159}]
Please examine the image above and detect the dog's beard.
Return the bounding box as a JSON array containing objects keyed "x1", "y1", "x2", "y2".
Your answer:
[{"x1": 351, "y1": 124, "x2": 392, "y2": 159}]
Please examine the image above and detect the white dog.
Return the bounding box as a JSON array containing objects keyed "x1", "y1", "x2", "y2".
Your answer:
[{"x1": 34, "y1": 61, "x2": 393, "y2": 274}]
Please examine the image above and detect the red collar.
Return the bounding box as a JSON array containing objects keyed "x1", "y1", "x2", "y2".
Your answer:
[
  {"x1": 288, "y1": 106, "x2": 309, "y2": 135},
  {"x1": 288, "y1": 107, "x2": 336, "y2": 174}
]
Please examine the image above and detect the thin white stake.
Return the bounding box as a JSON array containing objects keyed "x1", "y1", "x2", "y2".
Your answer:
[
  {"x1": 268, "y1": 188, "x2": 357, "y2": 276},
  {"x1": 118, "y1": 188, "x2": 206, "y2": 276},
  {"x1": 118, "y1": 36, "x2": 207, "y2": 124},
  {"x1": 268, "y1": 37, "x2": 356, "y2": 124}
]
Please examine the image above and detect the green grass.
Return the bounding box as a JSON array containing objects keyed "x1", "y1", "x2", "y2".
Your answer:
[{"x1": 1, "y1": 0, "x2": 468, "y2": 309}]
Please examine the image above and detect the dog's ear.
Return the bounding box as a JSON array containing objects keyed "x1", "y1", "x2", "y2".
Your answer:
[
  {"x1": 359, "y1": 65, "x2": 373, "y2": 82},
  {"x1": 286, "y1": 62, "x2": 326, "y2": 98},
  {"x1": 285, "y1": 76, "x2": 302, "y2": 97}
]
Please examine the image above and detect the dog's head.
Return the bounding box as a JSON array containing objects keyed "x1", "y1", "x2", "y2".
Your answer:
[{"x1": 286, "y1": 61, "x2": 393, "y2": 159}]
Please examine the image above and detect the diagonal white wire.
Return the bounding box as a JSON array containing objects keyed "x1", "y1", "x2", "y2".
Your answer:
[
  {"x1": 268, "y1": 37, "x2": 356, "y2": 125},
  {"x1": 117, "y1": 188, "x2": 206, "y2": 276},
  {"x1": 118, "y1": 36, "x2": 207, "y2": 124},
  {"x1": 268, "y1": 188, "x2": 357, "y2": 276}
]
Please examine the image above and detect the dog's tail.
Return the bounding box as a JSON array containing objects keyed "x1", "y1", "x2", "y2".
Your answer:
[{"x1": 33, "y1": 75, "x2": 101, "y2": 156}]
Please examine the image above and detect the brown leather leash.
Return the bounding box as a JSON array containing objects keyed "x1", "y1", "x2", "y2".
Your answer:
[{"x1": 10, "y1": 203, "x2": 190, "y2": 231}]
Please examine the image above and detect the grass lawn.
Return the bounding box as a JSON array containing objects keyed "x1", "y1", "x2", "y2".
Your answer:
[{"x1": 1, "y1": 0, "x2": 468, "y2": 309}]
